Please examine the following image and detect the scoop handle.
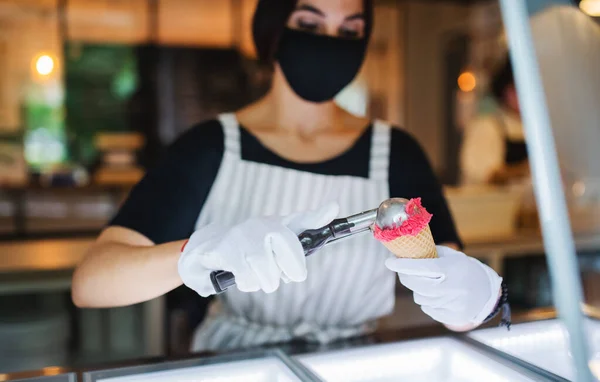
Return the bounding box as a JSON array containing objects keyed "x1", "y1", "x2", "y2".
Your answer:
[{"x1": 209, "y1": 219, "x2": 350, "y2": 294}]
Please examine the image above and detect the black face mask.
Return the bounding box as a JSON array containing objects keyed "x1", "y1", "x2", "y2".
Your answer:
[{"x1": 275, "y1": 28, "x2": 368, "y2": 103}]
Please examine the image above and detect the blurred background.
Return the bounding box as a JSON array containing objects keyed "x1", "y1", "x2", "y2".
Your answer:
[{"x1": 0, "y1": 0, "x2": 599, "y2": 376}]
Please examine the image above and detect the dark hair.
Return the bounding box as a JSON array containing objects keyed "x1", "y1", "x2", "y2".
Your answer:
[
  {"x1": 252, "y1": 0, "x2": 374, "y2": 64},
  {"x1": 490, "y1": 57, "x2": 515, "y2": 103}
]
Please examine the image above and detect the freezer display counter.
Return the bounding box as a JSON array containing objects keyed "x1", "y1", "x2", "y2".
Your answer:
[
  {"x1": 82, "y1": 349, "x2": 318, "y2": 382},
  {"x1": 294, "y1": 336, "x2": 543, "y2": 382},
  {"x1": 467, "y1": 318, "x2": 600, "y2": 381}
]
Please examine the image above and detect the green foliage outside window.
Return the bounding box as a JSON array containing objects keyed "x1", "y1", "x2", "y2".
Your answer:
[{"x1": 64, "y1": 43, "x2": 139, "y2": 167}]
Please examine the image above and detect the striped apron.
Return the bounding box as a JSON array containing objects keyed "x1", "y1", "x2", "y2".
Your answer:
[{"x1": 191, "y1": 113, "x2": 395, "y2": 352}]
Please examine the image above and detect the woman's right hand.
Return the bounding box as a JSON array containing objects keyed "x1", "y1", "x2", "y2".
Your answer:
[{"x1": 178, "y1": 202, "x2": 339, "y2": 297}]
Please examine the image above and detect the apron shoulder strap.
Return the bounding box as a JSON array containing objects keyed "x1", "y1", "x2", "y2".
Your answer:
[
  {"x1": 217, "y1": 113, "x2": 241, "y2": 159},
  {"x1": 369, "y1": 120, "x2": 392, "y2": 181}
]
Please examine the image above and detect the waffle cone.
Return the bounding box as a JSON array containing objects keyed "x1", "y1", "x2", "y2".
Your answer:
[{"x1": 381, "y1": 225, "x2": 438, "y2": 259}]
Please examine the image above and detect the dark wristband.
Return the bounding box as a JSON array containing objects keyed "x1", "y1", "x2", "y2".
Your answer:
[{"x1": 483, "y1": 281, "x2": 511, "y2": 330}]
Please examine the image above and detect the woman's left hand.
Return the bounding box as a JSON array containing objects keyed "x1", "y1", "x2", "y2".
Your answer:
[{"x1": 385, "y1": 246, "x2": 502, "y2": 328}]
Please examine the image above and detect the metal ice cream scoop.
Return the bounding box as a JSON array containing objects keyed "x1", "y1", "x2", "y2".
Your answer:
[
  {"x1": 375, "y1": 197, "x2": 411, "y2": 230},
  {"x1": 209, "y1": 198, "x2": 411, "y2": 294}
]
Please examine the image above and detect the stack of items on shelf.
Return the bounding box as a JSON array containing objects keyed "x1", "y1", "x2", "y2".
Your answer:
[
  {"x1": 0, "y1": 140, "x2": 27, "y2": 187},
  {"x1": 94, "y1": 132, "x2": 145, "y2": 186}
]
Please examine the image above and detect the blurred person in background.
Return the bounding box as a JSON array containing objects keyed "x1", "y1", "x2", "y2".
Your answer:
[
  {"x1": 72, "y1": 0, "x2": 505, "y2": 352},
  {"x1": 460, "y1": 57, "x2": 529, "y2": 186}
]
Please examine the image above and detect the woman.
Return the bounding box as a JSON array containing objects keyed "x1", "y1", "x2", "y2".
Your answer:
[
  {"x1": 460, "y1": 57, "x2": 529, "y2": 185},
  {"x1": 72, "y1": 0, "x2": 505, "y2": 352}
]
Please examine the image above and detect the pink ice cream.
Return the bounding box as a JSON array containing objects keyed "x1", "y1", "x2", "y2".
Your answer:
[{"x1": 373, "y1": 198, "x2": 432, "y2": 242}]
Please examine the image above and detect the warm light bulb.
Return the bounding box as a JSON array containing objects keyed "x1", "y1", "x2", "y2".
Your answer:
[
  {"x1": 580, "y1": 0, "x2": 600, "y2": 16},
  {"x1": 458, "y1": 71, "x2": 477, "y2": 92},
  {"x1": 35, "y1": 54, "x2": 54, "y2": 76}
]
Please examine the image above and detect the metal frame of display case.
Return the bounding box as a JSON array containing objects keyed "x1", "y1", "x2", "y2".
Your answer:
[
  {"x1": 499, "y1": 0, "x2": 595, "y2": 380},
  {"x1": 81, "y1": 348, "x2": 323, "y2": 382},
  {"x1": 460, "y1": 332, "x2": 570, "y2": 382},
  {"x1": 459, "y1": 308, "x2": 600, "y2": 382},
  {"x1": 446, "y1": 336, "x2": 561, "y2": 381},
  {"x1": 9, "y1": 374, "x2": 77, "y2": 382}
]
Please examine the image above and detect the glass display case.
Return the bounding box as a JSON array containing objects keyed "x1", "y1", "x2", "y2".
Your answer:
[
  {"x1": 6, "y1": 336, "x2": 570, "y2": 381},
  {"x1": 81, "y1": 349, "x2": 319, "y2": 382},
  {"x1": 467, "y1": 318, "x2": 600, "y2": 381},
  {"x1": 294, "y1": 336, "x2": 543, "y2": 382}
]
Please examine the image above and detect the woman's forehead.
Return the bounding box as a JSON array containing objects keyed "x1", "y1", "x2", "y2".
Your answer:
[{"x1": 295, "y1": 0, "x2": 364, "y2": 17}]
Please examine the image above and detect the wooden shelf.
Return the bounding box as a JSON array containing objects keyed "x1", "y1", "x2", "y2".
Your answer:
[
  {"x1": 157, "y1": 0, "x2": 234, "y2": 47},
  {"x1": 66, "y1": 0, "x2": 150, "y2": 44}
]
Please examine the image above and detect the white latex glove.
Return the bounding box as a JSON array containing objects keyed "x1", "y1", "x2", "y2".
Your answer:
[
  {"x1": 385, "y1": 245, "x2": 502, "y2": 327},
  {"x1": 179, "y1": 202, "x2": 340, "y2": 297}
]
